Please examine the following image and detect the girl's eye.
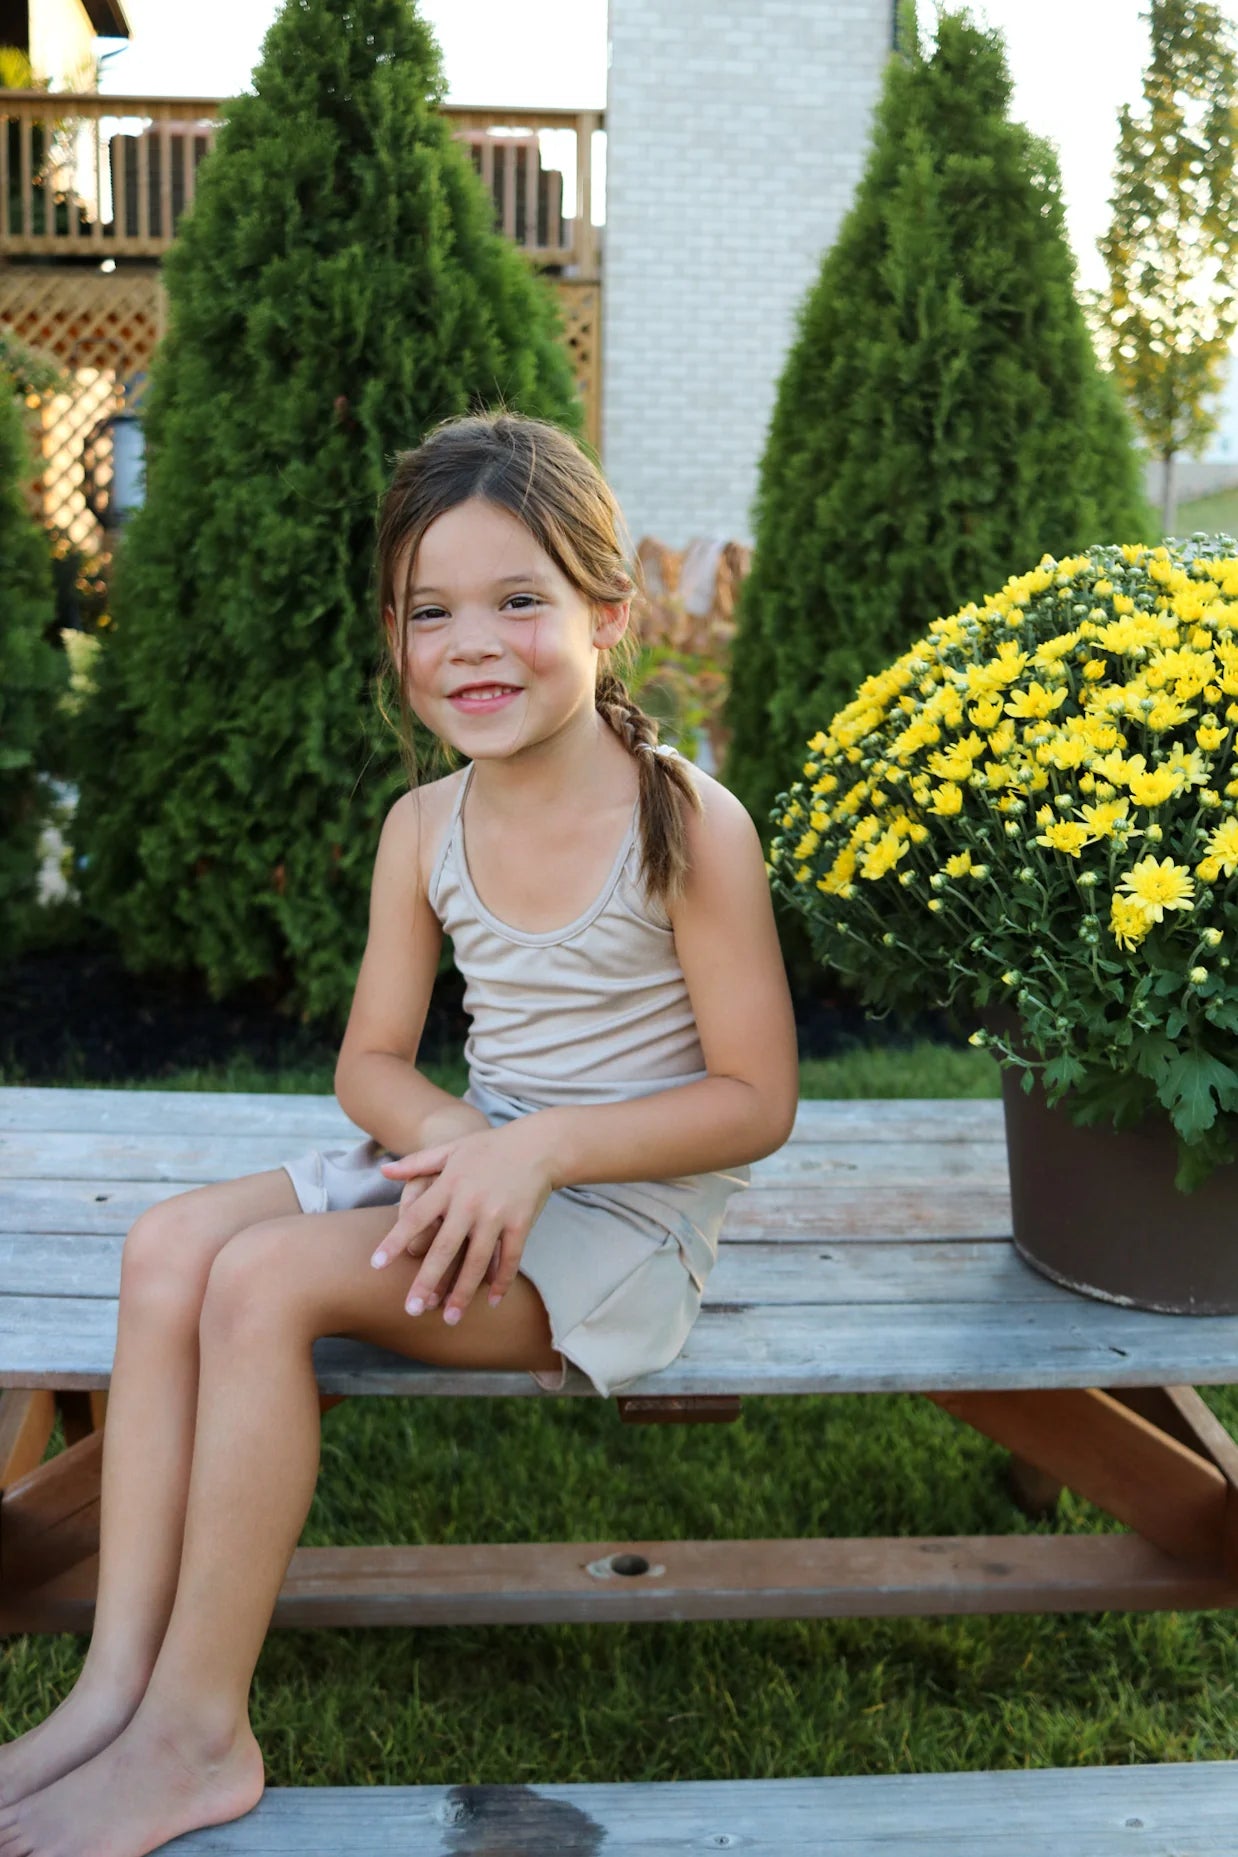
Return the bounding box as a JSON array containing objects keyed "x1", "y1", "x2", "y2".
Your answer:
[{"x1": 409, "y1": 596, "x2": 542, "y2": 622}]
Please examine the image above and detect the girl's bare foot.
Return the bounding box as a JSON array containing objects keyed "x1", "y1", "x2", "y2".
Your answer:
[
  {"x1": 0, "y1": 1683, "x2": 141, "y2": 1812},
  {"x1": 0, "y1": 1705, "x2": 264, "y2": 1857}
]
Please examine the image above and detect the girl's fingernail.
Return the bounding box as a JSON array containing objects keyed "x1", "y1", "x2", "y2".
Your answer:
[
  {"x1": 406, "y1": 1295, "x2": 424, "y2": 1315},
  {"x1": 443, "y1": 1306, "x2": 462, "y2": 1325},
  {"x1": 370, "y1": 1251, "x2": 385, "y2": 1268},
  {"x1": 488, "y1": 1292, "x2": 502, "y2": 1307}
]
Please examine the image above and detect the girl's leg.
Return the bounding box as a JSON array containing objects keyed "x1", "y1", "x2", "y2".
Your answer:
[
  {"x1": 0, "y1": 1203, "x2": 559, "y2": 1857},
  {"x1": 0, "y1": 1168, "x2": 301, "y2": 1810}
]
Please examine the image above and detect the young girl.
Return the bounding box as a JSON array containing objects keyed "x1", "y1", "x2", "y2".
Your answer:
[{"x1": 0, "y1": 410, "x2": 800, "y2": 1857}]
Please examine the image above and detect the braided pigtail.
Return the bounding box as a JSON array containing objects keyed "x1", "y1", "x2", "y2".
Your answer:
[{"x1": 595, "y1": 669, "x2": 703, "y2": 908}]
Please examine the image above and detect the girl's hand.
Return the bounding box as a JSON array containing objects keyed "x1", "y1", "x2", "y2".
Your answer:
[
  {"x1": 379, "y1": 1170, "x2": 497, "y2": 1313},
  {"x1": 372, "y1": 1119, "x2": 555, "y2": 1324}
]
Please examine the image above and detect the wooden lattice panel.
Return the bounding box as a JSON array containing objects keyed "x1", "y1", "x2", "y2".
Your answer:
[
  {"x1": 2, "y1": 266, "x2": 600, "y2": 551},
  {"x1": 0, "y1": 264, "x2": 164, "y2": 551},
  {"x1": 552, "y1": 278, "x2": 600, "y2": 454}
]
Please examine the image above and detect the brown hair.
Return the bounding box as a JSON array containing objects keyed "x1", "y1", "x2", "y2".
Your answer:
[{"x1": 374, "y1": 408, "x2": 703, "y2": 906}]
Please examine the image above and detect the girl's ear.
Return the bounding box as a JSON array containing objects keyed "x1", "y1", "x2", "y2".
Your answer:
[{"x1": 593, "y1": 599, "x2": 630, "y2": 651}]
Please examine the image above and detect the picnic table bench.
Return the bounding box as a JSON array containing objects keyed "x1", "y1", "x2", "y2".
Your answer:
[{"x1": 3, "y1": 1082, "x2": 1238, "y2": 1852}]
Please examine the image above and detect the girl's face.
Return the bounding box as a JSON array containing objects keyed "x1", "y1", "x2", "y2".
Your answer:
[{"x1": 387, "y1": 496, "x2": 629, "y2": 762}]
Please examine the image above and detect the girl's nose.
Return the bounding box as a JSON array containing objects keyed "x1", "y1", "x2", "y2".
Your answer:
[{"x1": 449, "y1": 611, "x2": 504, "y2": 655}]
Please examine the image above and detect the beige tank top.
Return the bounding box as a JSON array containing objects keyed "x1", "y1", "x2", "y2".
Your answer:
[{"x1": 428, "y1": 759, "x2": 711, "y2": 1110}]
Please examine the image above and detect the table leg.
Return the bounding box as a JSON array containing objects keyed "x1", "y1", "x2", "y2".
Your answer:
[{"x1": 927, "y1": 1386, "x2": 1238, "y2": 1577}]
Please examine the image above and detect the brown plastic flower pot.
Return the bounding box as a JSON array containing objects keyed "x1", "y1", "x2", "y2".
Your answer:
[{"x1": 998, "y1": 1060, "x2": 1238, "y2": 1315}]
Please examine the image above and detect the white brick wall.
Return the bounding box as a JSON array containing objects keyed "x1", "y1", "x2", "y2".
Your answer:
[{"x1": 602, "y1": 0, "x2": 893, "y2": 550}]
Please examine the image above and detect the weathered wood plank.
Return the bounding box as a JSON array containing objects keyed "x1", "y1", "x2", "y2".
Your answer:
[
  {"x1": 0, "y1": 1132, "x2": 1007, "y2": 1188},
  {"x1": 4, "y1": 1295, "x2": 1238, "y2": 1395},
  {"x1": 0, "y1": 1235, "x2": 1061, "y2": 1305},
  {"x1": 0, "y1": 1086, "x2": 1006, "y2": 1146},
  {"x1": 0, "y1": 1177, "x2": 1014, "y2": 1240},
  {"x1": 10, "y1": 1532, "x2": 1238, "y2": 1636},
  {"x1": 146, "y1": 1763, "x2": 1238, "y2": 1856}
]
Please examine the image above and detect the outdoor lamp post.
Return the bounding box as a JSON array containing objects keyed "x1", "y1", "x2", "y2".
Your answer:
[{"x1": 82, "y1": 405, "x2": 145, "y2": 531}]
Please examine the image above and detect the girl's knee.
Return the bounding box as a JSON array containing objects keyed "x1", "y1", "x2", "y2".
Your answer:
[
  {"x1": 198, "y1": 1217, "x2": 308, "y2": 1338},
  {"x1": 121, "y1": 1197, "x2": 215, "y2": 1312},
  {"x1": 121, "y1": 1177, "x2": 301, "y2": 1312}
]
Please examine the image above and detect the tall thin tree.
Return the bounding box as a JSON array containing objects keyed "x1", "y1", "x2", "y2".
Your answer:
[{"x1": 1094, "y1": 0, "x2": 1238, "y2": 534}]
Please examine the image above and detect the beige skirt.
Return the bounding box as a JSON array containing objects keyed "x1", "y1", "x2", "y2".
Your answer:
[{"x1": 278, "y1": 1076, "x2": 749, "y2": 1398}]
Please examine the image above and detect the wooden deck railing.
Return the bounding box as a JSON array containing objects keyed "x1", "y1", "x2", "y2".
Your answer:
[{"x1": 0, "y1": 92, "x2": 603, "y2": 275}]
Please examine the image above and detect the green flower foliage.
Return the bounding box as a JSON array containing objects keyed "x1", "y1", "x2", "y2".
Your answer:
[
  {"x1": 69, "y1": 0, "x2": 583, "y2": 1025},
  {"x1": 0, "y1": 375, "x2": 65, "y2": 964},
  {"x1": 768, "y1": 537, "x2": 1238, "y2": 1188},
  {"x1": 725, "y1": 9, "x2": 1151, "y2": 871}
]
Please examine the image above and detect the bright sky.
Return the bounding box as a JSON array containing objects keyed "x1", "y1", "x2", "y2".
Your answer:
[{"x1": 95, "y1": 0, "x2": 1238, "y2": 290}]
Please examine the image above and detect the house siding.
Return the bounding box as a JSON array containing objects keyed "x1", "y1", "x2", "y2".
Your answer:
[{"x1": 602, "y1": 0, "x2": 893, "y2": 548}]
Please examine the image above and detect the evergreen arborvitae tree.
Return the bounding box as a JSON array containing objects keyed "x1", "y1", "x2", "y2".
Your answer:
[
  {"x1": 724, "y1": 9, "x2": 1151, "y2": 873},
  {"x1": 0, "y1": 374, "x2": 65, "y2": 965},
  {"x1": 71, "y1": 0, "x2": 583, "y2": 1024}
]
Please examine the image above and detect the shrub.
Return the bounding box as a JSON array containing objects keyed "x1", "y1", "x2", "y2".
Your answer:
[
  {"x1": 725, "y1": 8, "x2": 1152, "y2": 975},
  {"x1": 70, "y1": 0, "x2": 583, "y2": 1025},
  {"x1": 0, "y1": 362, "x2": 66, "y2": 963}
]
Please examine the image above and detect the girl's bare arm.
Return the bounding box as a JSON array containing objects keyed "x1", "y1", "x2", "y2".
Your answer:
[{"x1": 332, "y1": 790, "x2": 487, "y2": 1152}]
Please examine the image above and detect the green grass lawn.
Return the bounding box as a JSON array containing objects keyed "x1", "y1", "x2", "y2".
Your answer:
[
  {"x1": 1167, "y1": 486, "x2": 1238, "y2": 539},
  {"x1": 4, "y1": 1042, "x2": 1235, "y2": 1786}
]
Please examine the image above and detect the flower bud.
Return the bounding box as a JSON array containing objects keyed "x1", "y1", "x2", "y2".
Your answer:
[
  {"x1": 1190, "y1": 967, "x2": 1209, "y2": 986},
  {"x1": 1203, "y1": 927, "x2": 1223, "y2": 948}
]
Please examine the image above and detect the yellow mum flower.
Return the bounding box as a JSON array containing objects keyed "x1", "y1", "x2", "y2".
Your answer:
[
  {"x1": 927, "y1": 733, "x2": 984, "y2": 781},
  {"x1": 1032, "y1": 630, "x2": 1080, "y2": 666},
  {"x1": 1005, "y1": 681, "x2": 1068, "y2": 721},
  {"x1": 944, "y1": 850, "x2": 973, "y2": 878},
  {"x1": 1036, "y1": 821, "x2": 1092, "y2": 857},
  {"x1": 1118, "y1": 856, "x2": 1196, "y2": 922},
  {"x1": 820, "y1": 845, "x2": 857, "y2": 895},
  {"x1": 1110, "y1": 894, "x2": 1152, "y2": 951},
  {"x1": 1162, "y1": 744, "x2": 1211, "y2": 788},
  {"x1": 930, "y1": 782, "x2": 964, "y2": 816},
  {"x1": 1126, "y1": 765, "x2": 1180, "y2": 808},
  {"x1": 860, "y1": 830, "x2": 909, "y2": 880},
  {"x1": 1196, "y1": 721, "x2": 1226, "y2": 751},
  {"x1": 1144, "y1": 696, "x2": 1194, "y2": 733},
  {"x1": 1204, "y1": 817, "x2": 1238, "y2": 877},
  {"x1": 1079, "y1": 798, "x2": 1130, "y2": 838},
  {"x1": 968, "y1": 697, "x2": 1003, "y2": 730}
]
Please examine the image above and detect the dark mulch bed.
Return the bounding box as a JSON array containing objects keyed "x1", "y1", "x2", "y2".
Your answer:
[{"x1": 0, "y1": 934, "x2": 958, "y2": 1086}]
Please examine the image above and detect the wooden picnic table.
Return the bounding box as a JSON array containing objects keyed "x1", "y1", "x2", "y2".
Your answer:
[{"x1": 2, "y1": 1084, "x2": 1238, "y2": 1635}]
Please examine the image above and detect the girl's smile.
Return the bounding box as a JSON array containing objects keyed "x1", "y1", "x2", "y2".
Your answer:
[{"x1": 449, "y1": 682, "x2": 524, "y2": 714}]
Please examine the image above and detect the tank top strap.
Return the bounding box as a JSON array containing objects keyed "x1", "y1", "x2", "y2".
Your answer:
[{"x1": 428, "y1": 761, "x2": 475, "y2": 909}]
